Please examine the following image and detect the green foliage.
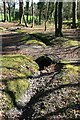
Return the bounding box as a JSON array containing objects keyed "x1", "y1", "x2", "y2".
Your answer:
[{"x1": 63, "y1": 2, "x2": 72, "y2": 21}]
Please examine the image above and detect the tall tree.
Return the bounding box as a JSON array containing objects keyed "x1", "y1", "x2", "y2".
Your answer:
[
  {"x1": 31, "y1": 0, "x2": 34, "y2": 27},
  {"x1": 72, "y1": 0, "x2": 77, "y2": 28},
  {"x1": 19, "y1": 0, "x2": 27, "y2": 26},
  {"x1": 37, "y1": 1, "x2": 44, "y2": 25},
  {"x1": 7, "y1": 2, "x2": 11, "y2": 22},
  {"x1": 12, "y1": 2, "x2": 15, "y2": 21},
  {"x1": 41, "y1": 2, "x2": 54, "y2": 31},
  {"x1": 58, "y1": 2, "x2": 63, "y2": 36},
  {"x1": 44, "y1": 2, "x2": 48, "y2": 31},
  {"x1": 54, "y1": 2, "x2": 63, "y2": 37},
  {"x1": 26, "y1": 0, "x2": 29, "y2": 23},
  {"x1": 63, "y1": 2, "x2": 72, "y2": 21},
  {"x1": 54, "y1": 2, "x2": 58, "y2": 36},
  {"x1": 19, "y1": 0, "x2": 23, "y2": 24},
  {"x1": 3, "y1": 0, "x2": 6, "y2": 22}
]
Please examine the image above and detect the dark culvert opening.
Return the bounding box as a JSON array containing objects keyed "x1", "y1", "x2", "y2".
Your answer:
[
  {"x1": 35, "y1": 56, "x2": 53, "y2": 70},
  {"x1": 35, "y1": 55, "x2": 64, "y2": 73}
]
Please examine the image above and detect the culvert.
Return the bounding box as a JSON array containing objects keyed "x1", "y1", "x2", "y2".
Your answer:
[
  {"x1": 35, "y1": 56, "x2": 55, "y2": 70},
  {"x1": 35, "y1": 55, "x2": 64, "y2": 73}
]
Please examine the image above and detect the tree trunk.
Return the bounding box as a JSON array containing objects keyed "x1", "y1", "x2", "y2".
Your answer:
[
  {"x1": 23, "y1": 14, "x2": 28, "y2": 27},
  {"x1": 72, "y1": 1, "x2": 77, "y2": 28},
  {"x1": 8, "y1": 3, "x2": 11, "y2": 22},
  {"x1": 39, "y1": 9, "x2": 41, "y2": 25},
  {"x1": 31, "y1": 0, "x2": 34, "y2": 28},
  {"x1": 55, "y1": 2, "x2": 63, "y2": 37},
  {"x1": 26, "y1": 1, "x2": 29, "y2": 23},
  {"x1": 3, "y1": 1, "x2": 6, "y2": 22},
  {"x1": 58, "y1": 2, "x2": 63, "y2": 36},
  {"x1": 13, "y1": 3, "x2": 15, "y2": 21},
  {"x1": 19, "y1": 0, "x2": 23, "y2": 24},
  {"x1": 44, "y1": 20, "x2": 47, "y2": 31},
  {"x1": 54, "y1": 2, "x2": 58, "y2": 36}
]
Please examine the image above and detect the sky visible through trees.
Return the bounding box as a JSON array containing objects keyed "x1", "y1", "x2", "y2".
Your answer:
[{"x1": 0, "y1": 0, "x2": 39, "y2": 9}]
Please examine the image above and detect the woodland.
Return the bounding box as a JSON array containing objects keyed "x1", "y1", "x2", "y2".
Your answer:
[{"x1": 0, "y1": 0, "x2": 80, "y2": 120}]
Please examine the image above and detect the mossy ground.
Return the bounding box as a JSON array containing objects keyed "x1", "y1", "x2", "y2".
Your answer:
[
  {"x1": 59, "y1": 63, "x2": 80, "y2": 85},
  {"x1": 63, "y1": 40, "x2": 80, "y2": 47},
  {"x1": 21, "y1": 35, "x2": 46, "y2": 46},
  {"x1": 0, "y1": 54, "x2": 39, "y2": 110}
]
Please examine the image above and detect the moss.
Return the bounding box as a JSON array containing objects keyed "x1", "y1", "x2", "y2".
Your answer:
[
  {"x1": 5, "y1": 93, "x2": 14, "y2": 110},
  {"x1": 1, "y1": 54, "x2": 39, "y2": 110},
  {"x1": 20, "y1": 34, "x2": 46, "y2": 46},
  {"x1": 21, "y1": 35, "x2": 31, "y2": 41},
  {"x1": 26, "y1": 40, "x2": 46, "y2": 46},
  {"x1": 60, "y1": 64, "x2": 79, "y2": 83},
  {"x1": 7, "y1": 79, "x2": 29, "y2": 101},
  {"x1": 63, "y1": 64, "x2": 79, "y2": 75},
  {"x1": 63, "y1": 40, "x2": 80, "y2": 47},
  {"x1": 64, "y1": 64, "x2": 78, "y2": 71},
  {"x1": 0, "y1": 27, "x2": 5, "y2": 31}
]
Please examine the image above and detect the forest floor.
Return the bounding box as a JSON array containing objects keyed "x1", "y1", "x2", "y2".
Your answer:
[{"x1": 0, "y1": 22, "x2": 80, "y2": 120}]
